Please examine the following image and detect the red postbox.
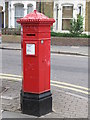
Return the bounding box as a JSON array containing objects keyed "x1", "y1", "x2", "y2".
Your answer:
[{"x1": 17, "y1": 10, "x2": 55, "y2": 117}]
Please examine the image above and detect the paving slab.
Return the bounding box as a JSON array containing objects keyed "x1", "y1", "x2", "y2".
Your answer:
[{"x1": 1, "y1": 79, "x2": 88, "y2": 118}]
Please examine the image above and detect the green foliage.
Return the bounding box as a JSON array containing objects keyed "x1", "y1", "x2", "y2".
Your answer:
[
  {"x1": 51, "y1": 26, "x2": 53, "y2": 32},
  {"x1": 69, "y1": 15, "x2": 83, "y2": 36},
  {"x1": 51, "y1": 32, "x2": 90, "y2": 38},
  {"x1": 18, "y1": 25, "x2": 21, "y2": 30}
]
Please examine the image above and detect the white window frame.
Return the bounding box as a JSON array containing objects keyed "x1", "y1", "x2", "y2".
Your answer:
[{"x1": 61, "y1": 4, "x2": 74, "y2": 31}]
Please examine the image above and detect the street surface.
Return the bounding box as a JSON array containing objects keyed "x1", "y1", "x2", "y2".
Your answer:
[{"x1": 1, "y1": 49, "x2": 88, "y2": 98}]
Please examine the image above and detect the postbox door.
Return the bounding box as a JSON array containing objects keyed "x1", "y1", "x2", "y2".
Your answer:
[{"x1": 23, "y1": 40, "x2": 39, "y2": 93}]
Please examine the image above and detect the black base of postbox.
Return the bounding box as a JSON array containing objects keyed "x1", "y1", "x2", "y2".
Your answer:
[{"x1": 20, "y1": 90, "x2": 52, "y2": 117}]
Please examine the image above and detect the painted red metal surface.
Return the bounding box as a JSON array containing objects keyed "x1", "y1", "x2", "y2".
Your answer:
[{"x1": 17, "y1": 10, "x2": 55, "y2": 94}]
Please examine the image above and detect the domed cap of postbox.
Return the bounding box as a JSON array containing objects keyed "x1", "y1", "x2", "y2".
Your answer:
[{"x1": 17, "y1": 10, "x2": 55, "y2": 25}]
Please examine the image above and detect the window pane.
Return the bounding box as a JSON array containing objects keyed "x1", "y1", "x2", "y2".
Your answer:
[
  {"x1": 62, "y1": 6, "x2": 73, "y2": 18},
  {"x1": 27, "y1": 4, "x2": 33, "y2": 14},
  {"x1": 15, "y1": 5, "x2": 24, "y2": 17},
  {"x1": 15, "y1": 4, "x2": 24, "y2": 28},
  {"x1": 79, "y1": 6, "x2": 81, "y2": 15},
  {"x1": 15, "y1": 17, "x2": 18, "y2": 28},
  {"x1": 56, "y1": 5, "x2": 58, "y2": 30},
  {"x1": 62, "y1": 19, "x2": 71, "y2": 30},
  {"x1": 78, "y1": 6, "x2": 82, "y2": 15}
]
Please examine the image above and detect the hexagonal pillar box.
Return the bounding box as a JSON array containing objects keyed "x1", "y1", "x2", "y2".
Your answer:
[{"x1": 17, "y1": 10, "x2": 55, "y2": 117}]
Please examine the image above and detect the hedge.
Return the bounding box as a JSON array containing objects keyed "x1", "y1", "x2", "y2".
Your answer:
[{"x1": 51, "y1": 32, "x2": 90, "y2": 38}]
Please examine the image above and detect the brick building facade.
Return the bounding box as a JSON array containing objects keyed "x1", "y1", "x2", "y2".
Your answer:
[
  {"x1": 36, "y1": 2, "x2": 53, "y2": 18},
  {"x1": 85, "y1": 0, "x2": 90, "y2": 32},
  {"x1": 0, "y1": 0, "x2": 90, "y2": 33},
  {"x1": 0, "y1": 5, "x2": 4, "y2": 28}
]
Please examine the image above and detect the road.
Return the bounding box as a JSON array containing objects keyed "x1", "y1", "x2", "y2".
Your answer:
[{"x1": 1, "y1": 49, "x2": 88, "y2": 98}]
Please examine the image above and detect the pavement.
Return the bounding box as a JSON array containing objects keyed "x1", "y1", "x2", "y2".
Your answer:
[
  {"x1": 1, "y1": 79, "x2": 88, "y2": 118},
  {"x1": 0, "y1": 42, "x2": 89, "y2": 119},
  {"x1": 0, "y1": 43, "x2": 88, "y2": 56}
]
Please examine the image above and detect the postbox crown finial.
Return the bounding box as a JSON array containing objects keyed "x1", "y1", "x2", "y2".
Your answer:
[
  {"x1": 17, "y1": 10, "x2": 55, "y2": 25},
  {"x1": 34, "y1": 10, "x2": 37, "y2": 14}
]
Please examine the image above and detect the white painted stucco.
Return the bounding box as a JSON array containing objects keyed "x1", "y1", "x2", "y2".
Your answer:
[
  {"x1": 53, "y1": 0, "x2": 86, "y2": 33},
  {"x1": 2, "y1": 0, "x2": 87, "y2": 31},
  {"x1": 3, "y1": 0, "x2": 36, "y2": 28}
]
